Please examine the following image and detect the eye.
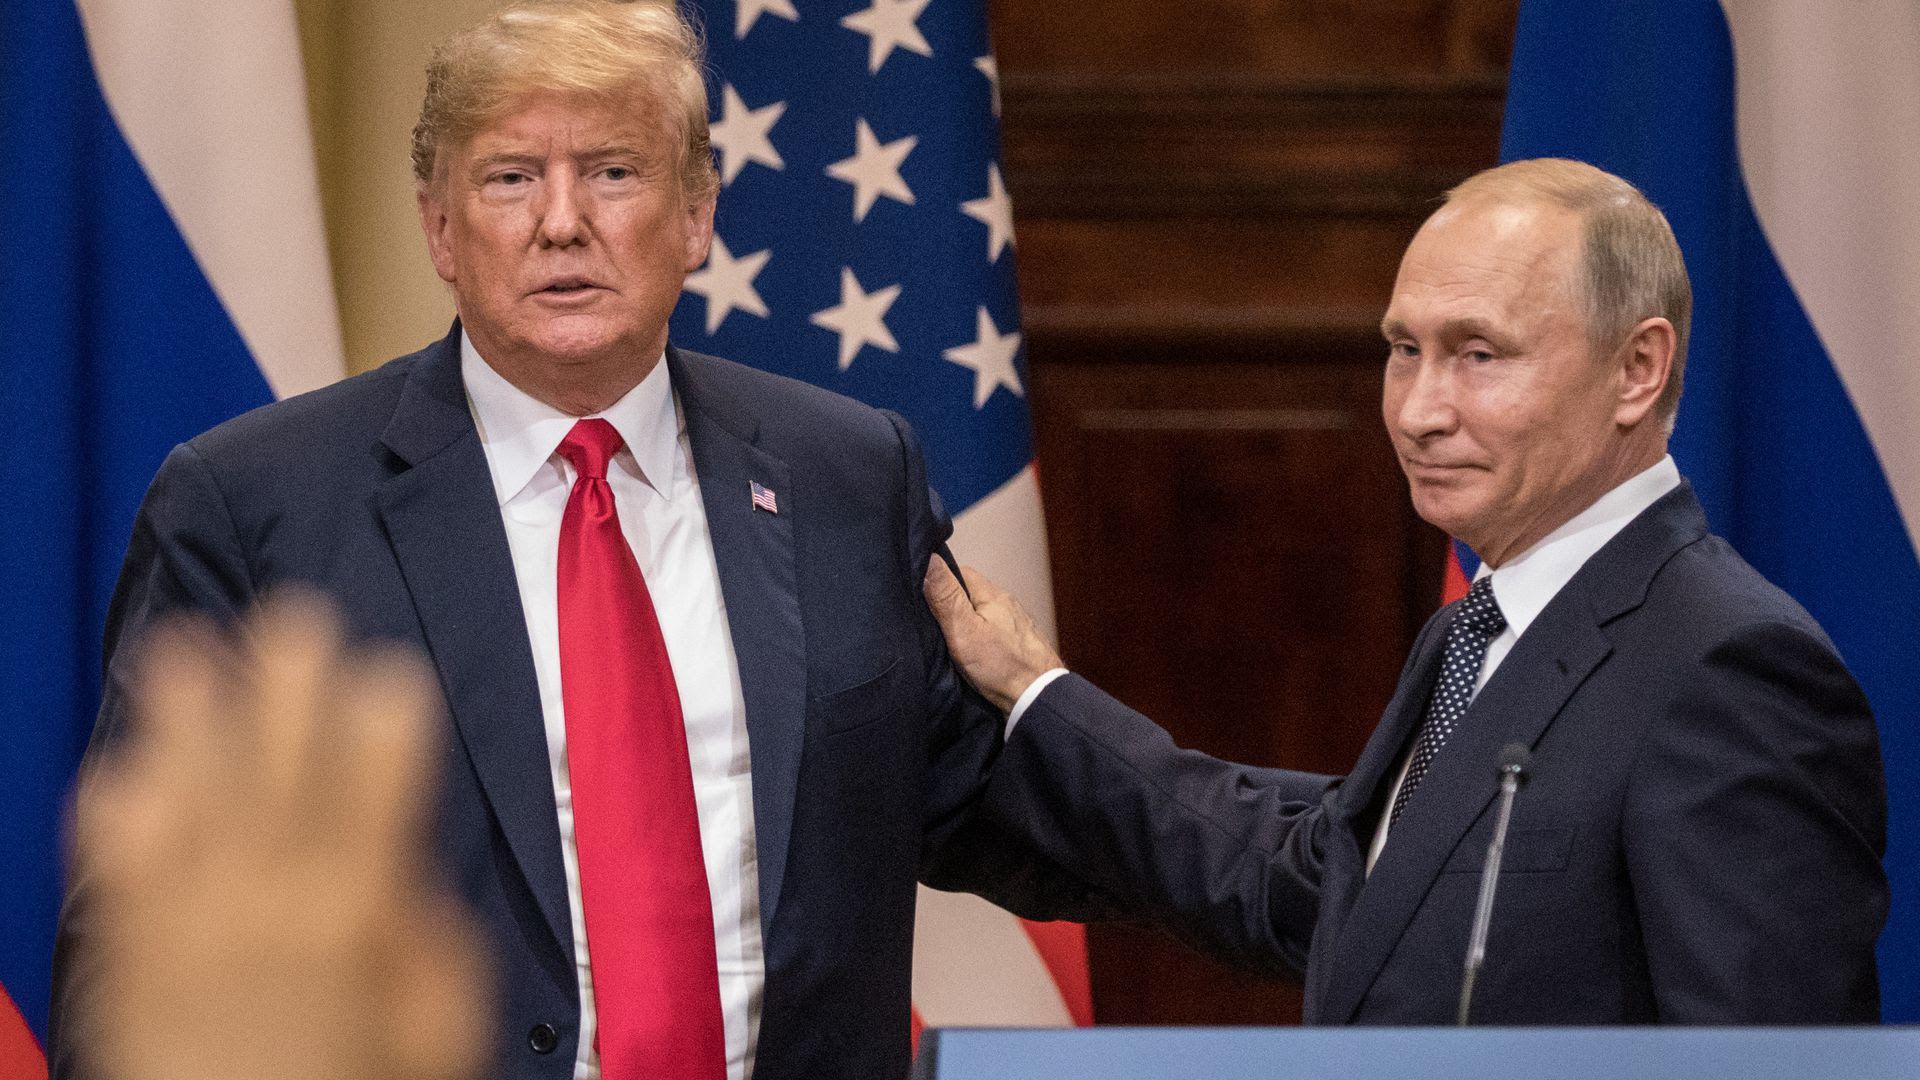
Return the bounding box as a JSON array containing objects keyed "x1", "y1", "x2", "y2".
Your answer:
[
  {"x1": 494, "y1": 170, "x2": 532, "y2": 186},
  {"x1": 1465, "y1": 347, "x2": 1497, "y2": 364},
  {"x1": 601, "y1": 165, "x2": 636, "y2": 182},
  {"x1": 1387, "y1": 341, "x2": 1419, "y2": 361}
]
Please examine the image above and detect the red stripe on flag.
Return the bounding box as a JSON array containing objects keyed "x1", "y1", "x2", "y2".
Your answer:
[
  {"x1": 0, "y1": 990, "x2": 45, "y2": 1080},
  {"x1": 1441, "y1": 544, "x2": 1471, "y2": 604},
  {"x1": 1017, "y1": 919, "x2": 1093, "y2": 1026},
  {"x1": 909, "y1": 1005, "x2": 925, "y2": 1055}
]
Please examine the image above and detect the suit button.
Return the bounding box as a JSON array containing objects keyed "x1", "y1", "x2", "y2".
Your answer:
[{"x1": 528, "y1": 1024, "x2": 559, "y2": 1054}]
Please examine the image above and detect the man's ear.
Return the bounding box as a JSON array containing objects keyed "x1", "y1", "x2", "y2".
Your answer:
[
  {"x1": 418, "y1": 183, "x2": 458, "y2": 285},
  {"x1": 1615, "y1": 316, "x2": 1675, "y2": 428},
  {"x1": 683, "y1": 187, "x2": 716, "y2": 273}
]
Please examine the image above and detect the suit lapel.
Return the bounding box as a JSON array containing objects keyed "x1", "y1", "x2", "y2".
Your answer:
[
  {"x1": 1303, "y1": 607, "x2": 1452, "y2": 1022},
  {"x1": 1337, "y1": 610, "x2": 1452, "y2": 827},
  {"x1": 671, "y1": 348, "x2": 805, "y2": 939},
  {"x1": 1316, "y1": 483, "x2": 1708, "y2": 1023},
  {"x1": 1315, "y1": 601, "x2": 1611, "y2": 1022},
  {"x1": 375, "y1": 329, "x2": 573, "y2": 957}
]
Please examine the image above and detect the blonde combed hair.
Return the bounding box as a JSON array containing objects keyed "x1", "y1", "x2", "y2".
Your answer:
[
  {"x1": 1447, "y1": 158, "x2": 1693, "y2": 422},
  {"x1": 412, "y1": 0, "x2": 718, "y2": 201}
]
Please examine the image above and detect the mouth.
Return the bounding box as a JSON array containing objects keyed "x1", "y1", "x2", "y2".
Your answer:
[
  {"x1": 1402, "y1": 459, "x2": 1480, "y2": 479},
  {"x1": 532, "y1": 276, "x2": 605, "y2": 297}
]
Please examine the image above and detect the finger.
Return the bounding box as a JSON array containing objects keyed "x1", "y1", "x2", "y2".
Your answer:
[
  {"x1": 958, "y1": 566, "x2": 1030, "y2": 633},
  {"x1": 923, "y1": 556, "x2": 975, "y2": 619},
  {"x1": 338, "y1": 645, "x2": 442, "y2": 888},
  {"x1": 243, "y1": 589, "x2": 349, "y2": 830},
  {"x1": 71, "y1": 765, "x2": 167, "y2": 902},
  {"x1": 124, "y1": 615, "x2": 236, "y2": 861},
  {"x1": 956, "y1": 564, "x2": 1010, "y2": 606}
]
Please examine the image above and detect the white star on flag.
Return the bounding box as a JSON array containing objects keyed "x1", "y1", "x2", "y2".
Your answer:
[
  {"x1": 810, "y1": 267, "x2": 902, "y2": 370},
  {"x1": 975, "y1": 55, "x2": 1002, "y2": 117},
  {"x1": 961, "y1": 163, "x2": 1016, "y2": 262},
  {"x1": 709, "y1": 83, "x2": 786, "y2": 185},
  {"x1": 839, "y1": 0, "x2": 933, "y2": 73},
  {"x1": 943, "y1": 307, "x2": 1024, "y2": 408},
  {"x1": 683, "y1": 236, "x2": 772, "y2": 334},
  {"x1": 825, "y1": 118, "x2": 917, "y2": 222},
  {"x1": 733, "y1": 0, "x2": 798, "y2": 39}
]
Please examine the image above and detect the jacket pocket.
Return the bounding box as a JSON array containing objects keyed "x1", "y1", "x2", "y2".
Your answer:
[{"x1": 813, "y1": 657, "x2": 900, "y2": 736}]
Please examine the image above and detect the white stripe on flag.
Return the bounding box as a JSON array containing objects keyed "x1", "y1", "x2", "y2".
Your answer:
[
  {"x1": 948, "y1": 465, "x2": 1058, "y2": 646},
  {"x1": 912, "y1": 885, "x2": 1074, "y2": 1028},
  {"x1": 74, "y1": 0, "x2": 344, "y2": 399},
  {"x1": 1723, "y1": 0, "x2": 1920, "y2": 550}
]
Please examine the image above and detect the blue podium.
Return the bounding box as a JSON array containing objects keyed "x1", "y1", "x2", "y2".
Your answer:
[{"x1": 912, "y1": 1027, "x2": 1920, "y2": 1080}]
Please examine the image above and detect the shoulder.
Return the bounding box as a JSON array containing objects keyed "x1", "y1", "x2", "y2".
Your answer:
[
  {"x1": 164, "y1": 340, "x2": 460, "y2": 519},
  {"x1": 1640, "y1": 532, "x2": 1836, "y2": 654},
  {"x1": 1608, "y1": 529, "x2": 1873, "y2": 754},
  {"x1": 671, "y1": 347, "x2": 907, "y2": 453},
  {"x1": 185, "y1": 348, "x2": 422, "y2": 467},
  {"x1": 1577, "y1": 483, "x2": 1837, "y2": 658}
]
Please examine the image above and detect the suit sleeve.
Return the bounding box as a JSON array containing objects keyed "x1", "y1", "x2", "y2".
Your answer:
[
  {"x1": 1624, "y1": 619, "x2": 1887, "y2": 1022},
  {"x1": 980, "y1": 674, "x2": 1339, "y2": 976},
  {"x1": 48, "y1": 441, "x2": 257, "y2": 1079},
  {"x1": 871, "y1": 411, "x2": 1119, "y2": 921}
]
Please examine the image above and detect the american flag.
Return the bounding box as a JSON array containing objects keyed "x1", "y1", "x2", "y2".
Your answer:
[
  {"x1": 749, "y1": 479, "x2": 778, "y2": 514},
  {"x1": 675, "y1": 0, "x2": 1092, "y2": 1038}
]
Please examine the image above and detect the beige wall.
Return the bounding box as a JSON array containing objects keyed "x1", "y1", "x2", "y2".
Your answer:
[{"x1": 295, "y1": 0, "x2": 499, "y2": 375}]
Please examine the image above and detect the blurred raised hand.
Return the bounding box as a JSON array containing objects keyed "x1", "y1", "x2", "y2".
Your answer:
[{"x1": 70, "y1": 594, "x2": 490, "y2": 1080}]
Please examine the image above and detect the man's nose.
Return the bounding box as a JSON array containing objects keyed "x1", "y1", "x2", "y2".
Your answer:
[
  {"x1": 1390, "y1": 357, "x2": 1459, "y2": 441},
  {"x1": 536, "y1": 170, "x2": 587, "y2": 247}
]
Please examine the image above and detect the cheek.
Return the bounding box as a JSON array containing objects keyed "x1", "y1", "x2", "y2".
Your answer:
[{"x1": 1456, "y1": 376, "x2": 1540, "y2": 457}]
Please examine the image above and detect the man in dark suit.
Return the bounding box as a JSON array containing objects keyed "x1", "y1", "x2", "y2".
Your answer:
[
  {"x1": 925, "y1": 158, "x2": 1888, "y2": 1023},
  {"x1": 51, "y1": 3, "x2": 1079, "y2": 1079}
]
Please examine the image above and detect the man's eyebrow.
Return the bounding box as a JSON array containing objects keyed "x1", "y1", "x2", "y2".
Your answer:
[
  {"x1": 466, "y1": 150, "x2": 541, "y2": 172},
  {"x1": 1442, "y1": 317, "x2": 1501, "y2": 341},
  {"x1": 574, "y1": 142, "x2": 648, "y2": 159},
  {"x1": 1380, "y1": 316, "x2": 1506, "y2": 342}
]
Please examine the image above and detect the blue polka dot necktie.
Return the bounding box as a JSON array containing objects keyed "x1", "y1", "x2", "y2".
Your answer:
[{"x1": 1390, "y1": 575, "x2": 1508, "y2": 825}]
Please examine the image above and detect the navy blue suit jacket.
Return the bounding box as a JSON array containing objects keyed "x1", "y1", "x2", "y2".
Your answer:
[
  {"x1": 982, "y1": 483, "x2": 1887, "y2": 1023},
  {"x1": 52, "y1": 328, "x2": 1074, "y2": 1080}
]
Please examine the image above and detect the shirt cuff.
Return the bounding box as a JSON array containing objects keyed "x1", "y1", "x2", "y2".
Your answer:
[{"x1": 1005, "y1": 668, "x2": 1070, "y2": 739}]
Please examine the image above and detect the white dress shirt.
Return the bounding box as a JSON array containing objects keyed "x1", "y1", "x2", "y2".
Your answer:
[
  {"x1": 1365, "y1": 455, "x2": 1682, "y2": 872},
  {"x1": 463, "y1": 334, "x2": 764, "y2": 1080}
]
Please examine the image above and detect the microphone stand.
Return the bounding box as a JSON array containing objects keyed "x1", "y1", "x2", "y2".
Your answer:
[{"x1": 1457, "y1": 743, "x2": 1532, "y2": 1026}]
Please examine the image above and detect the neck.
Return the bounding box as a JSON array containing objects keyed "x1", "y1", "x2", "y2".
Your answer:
[{"x1": 466, "y1": 332, "x2": 663, "y2": 416}]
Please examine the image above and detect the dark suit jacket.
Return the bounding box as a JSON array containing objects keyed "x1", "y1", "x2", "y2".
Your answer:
[
  {"x1": 982, "y1": 483, "x2": 1887, "y2": 1023},
  {"x1": 51, "y1": 327, "x2": 1075, "y2": 1080}
]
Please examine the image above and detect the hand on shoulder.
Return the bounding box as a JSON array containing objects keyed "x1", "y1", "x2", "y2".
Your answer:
[{"x1": 923, "y1": 557, "x2": 1063, "y2": 713}]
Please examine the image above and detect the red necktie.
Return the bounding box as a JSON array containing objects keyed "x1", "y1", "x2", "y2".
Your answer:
[{"x1": 555, "y1": 418, "x2": 725, "y2": 1080}]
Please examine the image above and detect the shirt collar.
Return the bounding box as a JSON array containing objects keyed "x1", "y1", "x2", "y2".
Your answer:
[
  {"x1": 460, "y1": 330, "x2": 680, "y2": 506},
  {"x1": 1475, "y1": 455, "x2": 1681, "y2": 640}
]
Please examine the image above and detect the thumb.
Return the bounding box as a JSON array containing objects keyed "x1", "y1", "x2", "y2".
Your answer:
[{"x1": 923, "y1": 556, "x2": 973, "y2": 621}]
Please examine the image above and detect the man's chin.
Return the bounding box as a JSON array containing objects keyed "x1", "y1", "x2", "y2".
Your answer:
[
  {"x1": 1406, "y1": 483, "x2": 1486, "y2": 541},
  {"x1": 523, "y1": 319, "x2": 646, "y2": 364}
]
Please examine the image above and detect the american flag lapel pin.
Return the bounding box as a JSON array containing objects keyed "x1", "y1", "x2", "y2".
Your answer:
[{"x1": 750, "y1": 480, "x2": 779, "y2": 515}]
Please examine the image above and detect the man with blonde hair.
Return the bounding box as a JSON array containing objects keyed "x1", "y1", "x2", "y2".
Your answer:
[
  {"x1": 53, "y1": 3, "x2": 1083, "y2": 1079},
  {"x1": 925, "y1": 157, "x2": 1887, "y2": 1023}
]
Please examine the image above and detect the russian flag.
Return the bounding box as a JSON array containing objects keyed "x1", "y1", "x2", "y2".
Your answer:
[
  {"x1": 0, "y1": 0, "x2": 341, "y2": 1071},
  {"x1": 1498, "y1": 0, "x2": 1920, "y2": 1019}
]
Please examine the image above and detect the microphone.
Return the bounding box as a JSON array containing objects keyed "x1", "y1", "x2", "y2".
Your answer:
[{"x1": 1456, "y1": 742, "x2": 1532, "y2": 1026}]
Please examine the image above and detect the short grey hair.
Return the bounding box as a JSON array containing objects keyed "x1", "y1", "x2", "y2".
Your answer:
[{"x1": 1446, "y1": 158, "x2": 1693, "y2": 422}]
